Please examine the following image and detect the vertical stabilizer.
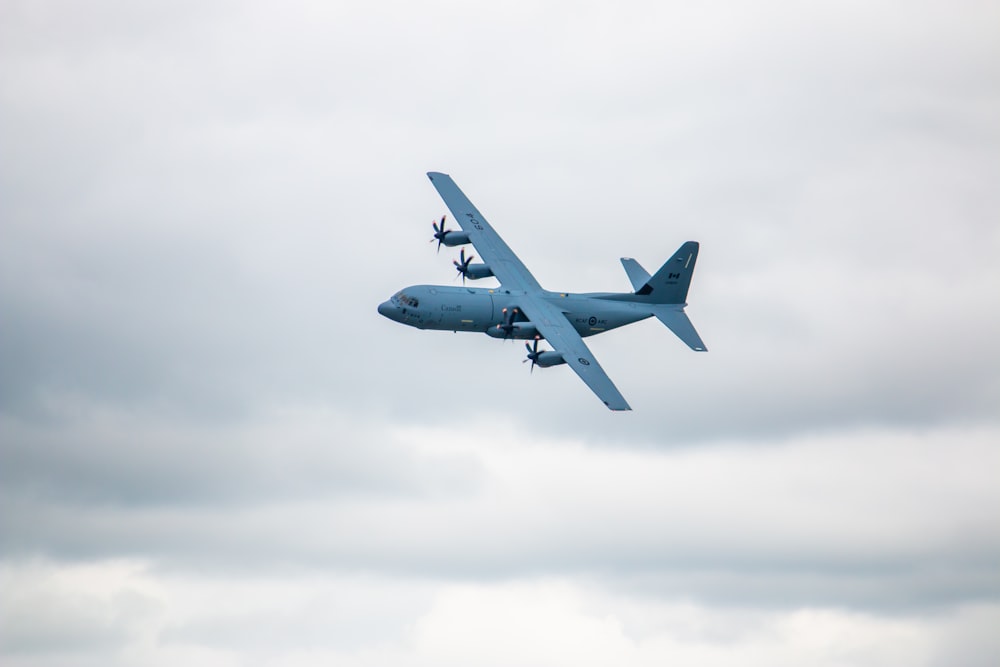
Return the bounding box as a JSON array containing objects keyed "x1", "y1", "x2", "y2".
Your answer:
[{"x1": 636, "y1": 242, "x2": 699, "y2": 304}]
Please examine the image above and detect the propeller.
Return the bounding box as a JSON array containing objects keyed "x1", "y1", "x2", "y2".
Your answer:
[
  {"x1": 496, "y1": 307, "x2": 519, "y2": 340},
  {"x1": 430, "y1": 215, "x2": 449, "y2": 252},
  {"x1": 453, "y1": 248, "x2": 475, "y2": 284},
  {"x1": 523, "y1": 336, "x2": 543, "y2": 373}
]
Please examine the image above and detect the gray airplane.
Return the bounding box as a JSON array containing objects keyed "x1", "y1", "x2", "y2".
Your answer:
[{"x1": 377, "y1": 172, "x2": 707, "y2": 411}]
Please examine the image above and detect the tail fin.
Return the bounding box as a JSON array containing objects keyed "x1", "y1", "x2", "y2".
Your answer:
[
  {"x1": 635, "y1": 241, "x2": 699, "y2": 304},
  {"x1": 654, "y1": 308, "x2": 707, "y2": 351}
]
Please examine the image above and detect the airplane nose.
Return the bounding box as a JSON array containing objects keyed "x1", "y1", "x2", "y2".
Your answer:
[{"x1": 377, "y1": 300, "x2": 393, "y2": 319}]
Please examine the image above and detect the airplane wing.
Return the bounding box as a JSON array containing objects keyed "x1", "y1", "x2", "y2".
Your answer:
[
  {"x1": 427, "y1": 172, "x2": 543, "y2": 292},
  {"x1": 518, "y1": 295, "x2": 632, "y2": 411},
  {"x1": 428, "y1": 171, "x2": 630, "y2": 411}
]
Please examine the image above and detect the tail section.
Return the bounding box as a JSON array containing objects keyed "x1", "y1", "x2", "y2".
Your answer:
[
  {"x1": 623, "y1": 242, "x2": 706, "y2": 350},
  {"x1": 635, "y1": 241, "x2": 699, "y2": 304}
]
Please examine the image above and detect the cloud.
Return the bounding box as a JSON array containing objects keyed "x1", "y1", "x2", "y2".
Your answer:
[
  {"x1": 0, "y1": 559, "x2": 160, "y2": 659},
  {"x1": 0, "y1": 404, "x2": 481, "y2": 510},
  {"x1": 2, "y1": 1, "x2": 999, "y2": 664},
  {"x1": 4, "y1": 409, "x2": 998, "y2": 612},
  {"x1": 4, "y1": 561, "x2": 999, "y2": 666}
]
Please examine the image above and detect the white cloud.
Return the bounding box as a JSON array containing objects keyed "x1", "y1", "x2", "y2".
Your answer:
[{"x1": 5, "y1": 561, "x2": 998, "y2": 666}]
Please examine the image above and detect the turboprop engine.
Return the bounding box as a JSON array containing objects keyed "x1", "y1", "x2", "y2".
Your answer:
[
  {"x1": 453, "y1": 248, "x2": 494, "y2": 283},
  {"x1": 487, "y1": 307, "x2": 539, "y2": 339},
  {"x1": 430, "y1": 216, "x2": 470, "y2": 251},
  {"x1": 524, "y1": 338, "x2": 565, "y2": 372},
  {"x1": 486, "y1": 322, "x2": 538, "y2": 339}
]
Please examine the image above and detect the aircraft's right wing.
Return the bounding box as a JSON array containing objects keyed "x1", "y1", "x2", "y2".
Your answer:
[
  {"x1": 427, "y1": 172, "x2": 543, "y2": 292},
  {"x1": 518, "y1": 295, "x2": 632, "y2": 411}
]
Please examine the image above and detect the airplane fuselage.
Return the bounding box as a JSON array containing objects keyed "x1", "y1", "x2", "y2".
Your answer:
[{"x1": 378, "y1": 284, "x2": 654, "y2": 339}]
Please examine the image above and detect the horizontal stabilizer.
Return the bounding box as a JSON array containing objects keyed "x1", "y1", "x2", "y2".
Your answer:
[
  {"x1": 655, "y1": 309, "x2": 707, "y2": 351},
  {"x1": 620, "y1": 258, "x2": 651, "y2": 292}
]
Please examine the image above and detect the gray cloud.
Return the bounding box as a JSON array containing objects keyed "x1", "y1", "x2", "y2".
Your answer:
[
  {"x1": 4, "y1": 415, "x2": 997, "y2": 614},
  {"x1": 2, "y1": 0, "x2": 999, "y2": 664},
  {"x1": 0, "y1": 407, "x2": 481, "y2": 509}
]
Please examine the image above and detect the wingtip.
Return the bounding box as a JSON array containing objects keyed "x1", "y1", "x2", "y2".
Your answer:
[{"x1": 427, "y1": 171, "x2": 449, "y2": 180}]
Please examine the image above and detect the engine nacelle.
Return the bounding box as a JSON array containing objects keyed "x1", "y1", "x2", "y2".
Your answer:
[
  {"x1": 441, "y1": 231, "x2": 471, "y2": 246},
  {"x1": 486, "y1": 322, "x2": 539, "y2": 339},
  {"x1": 463, "y1": 263, "x2": 494, "y2": 280},
  {"x1": 534, "y1": 351, "x2": 565, "y2": 367},
  {"x1": 512, "y1": 322, "x2": 538, "y2": 338}
]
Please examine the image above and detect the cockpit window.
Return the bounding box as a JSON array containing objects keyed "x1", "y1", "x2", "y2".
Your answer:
[{"x1": 395, "y1": 292, "x2": 419, "y2": 308}]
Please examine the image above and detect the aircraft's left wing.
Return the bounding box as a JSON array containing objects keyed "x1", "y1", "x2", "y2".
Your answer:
[
  {"x1": 427, "y1": 172, "x2": 542, "y2": 292},
  {"x1": 518, "y1": 295, "x2": 632, "y2": 411},
  {"x1": 428, "y1": 172, "x2": 629, "y2": 411}
]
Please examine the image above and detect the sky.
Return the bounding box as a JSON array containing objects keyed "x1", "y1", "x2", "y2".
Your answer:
[{"x1": 2, "y1": 0, "x2": 999, "y2": 664}]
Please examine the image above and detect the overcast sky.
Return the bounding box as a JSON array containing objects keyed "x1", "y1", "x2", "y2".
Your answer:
[{"x1": 2, "y1": 1, "x2": 999, "y2": 665}]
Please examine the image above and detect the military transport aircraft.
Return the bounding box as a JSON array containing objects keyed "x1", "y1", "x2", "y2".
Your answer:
[{"x1": 377, "y1": 172, "x2": 707, "y2": 411}]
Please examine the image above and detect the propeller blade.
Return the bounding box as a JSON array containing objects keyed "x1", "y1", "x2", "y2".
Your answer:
[
  {"x1": 453, "y1": 248, "x2": 475, "y2": 285},
  {"x1": 497, "y1": 308, "x2": 518, "y2": 341},
  {"x1": 431, "y1": 215, "x2": 448, "y2": 252}
]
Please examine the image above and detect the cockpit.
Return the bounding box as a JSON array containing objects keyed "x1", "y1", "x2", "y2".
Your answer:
[
  {"x1": 393, "y1": 291, "x2": 419, "y2": 308},
  {"x1": 379, "y1": 290, "x2": 421, "y2": 324}
]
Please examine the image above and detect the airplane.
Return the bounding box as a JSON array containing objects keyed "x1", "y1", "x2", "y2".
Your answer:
[{"x1": 377, "y1": 172, "x2": 707, "y2": 411}]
